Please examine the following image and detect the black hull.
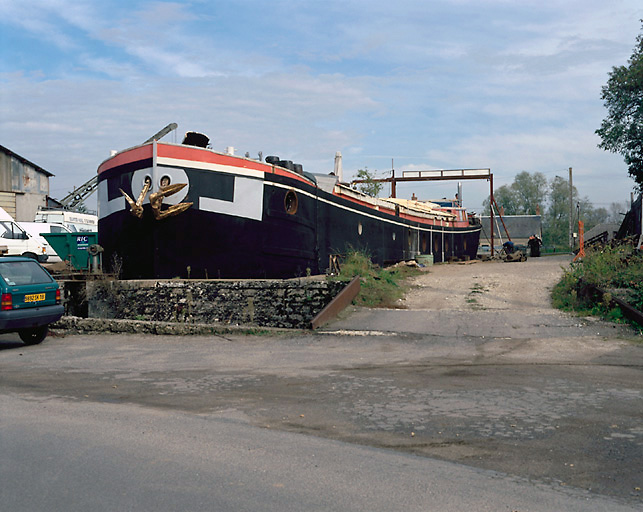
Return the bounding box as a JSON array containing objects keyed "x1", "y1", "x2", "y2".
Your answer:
[{"x1": 98, "y1": 151, "x2": 481, "y2": 279}]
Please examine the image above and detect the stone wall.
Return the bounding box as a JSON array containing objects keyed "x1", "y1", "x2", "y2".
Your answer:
[{"x1": 61, "y1": 278, "x2": 346, "y2": 329}]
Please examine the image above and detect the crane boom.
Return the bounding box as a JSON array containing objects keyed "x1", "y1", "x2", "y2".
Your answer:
[
  {"x1": 143, "y1": 122, "x2": 178, "y2": 144},
  {"x1": 56, "y1": 123, "x2": 179, "y2": 209},
  {"x1": 58, "y1": 175, "x2": 98, "y2": 209}
]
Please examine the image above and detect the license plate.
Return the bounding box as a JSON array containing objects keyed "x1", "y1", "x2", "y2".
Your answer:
[{"x1": 24, "y1": 293, "x2": 45, "y2": 303}]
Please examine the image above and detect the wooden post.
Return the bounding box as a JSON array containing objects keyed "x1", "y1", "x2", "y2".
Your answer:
[
  {"x1": 492, "y1": 197, "x2": 511, "y2": 241},
  {"x1": 569, "y1": 167, "x2": 573, "y2": 253},
  {"x1": 490, "y1": 173, "x2": 494, "y2": 254}
]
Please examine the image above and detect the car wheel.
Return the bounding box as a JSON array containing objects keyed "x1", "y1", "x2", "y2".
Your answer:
[
  {"x1": 19, "y1": 325, "x2": 49, "y2": 345},
  {"x1": 22, "y1": 252, "x2": 38, "y2": 260}
]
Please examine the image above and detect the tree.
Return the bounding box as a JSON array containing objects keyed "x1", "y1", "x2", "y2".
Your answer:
[
  {"x1": 512, "y1": 171, "x2": 547, "y2": 214},
  {"x1": 543, "y1": 177, "x2": 610, "y2": 247},
  {"x1": 577, "y1": 199, "x2": 608, "y2": 232},
  {"x1": 482, "y1": 171, "x2": 547, "y2": 215},
  {"x1": 608, "y1": 201, "x2": 629, "y2": 223},
  {"x1": 596, "y1": 22, "x2": 643, "y2": 190},
  {"x1": 354, "y1": 167, "x2": 383, "y2": 197},
  {"x1": 483, "y1": 172, "x2": 610, "y2": 248},
  {"x1": 544, "y1": 176, "x2": 577, "y2": 247},
  {"x1": 482, "y1": 184, "x2": 519, "y2": 215}
]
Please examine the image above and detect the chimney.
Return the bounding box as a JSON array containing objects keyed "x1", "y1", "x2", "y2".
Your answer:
[{"x1": 334, "y1": 151, "x2": 343, "y2": 182}]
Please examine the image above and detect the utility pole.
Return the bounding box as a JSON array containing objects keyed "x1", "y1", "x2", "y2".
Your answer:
[
  {"x1": 568, "y1": 167, "x2": 573, "y2": 253},
  {"x1": 489, "y1": 173, "x2": 500, "y2": 254}
]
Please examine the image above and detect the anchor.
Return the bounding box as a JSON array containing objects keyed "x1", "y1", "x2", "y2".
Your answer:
[
  {"x1": 120, "y1": 178, "x2": 151, "y2": 219},
  {"x1": 149, "y1": 183, "x2": 193, "y2": 220},
  {"x1": 121, "y1": 178, "x2": 192, "y2": 220}
]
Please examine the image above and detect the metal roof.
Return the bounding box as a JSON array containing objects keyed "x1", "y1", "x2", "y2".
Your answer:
[
  {"x1": 480, "y1": 215, "x2": 542, "y2": 239},
  {"x1": 0, "y1": 144, "x2": 55, "y2": 177}
]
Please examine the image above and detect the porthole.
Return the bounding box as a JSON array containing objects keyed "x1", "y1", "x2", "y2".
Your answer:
[
  {"x1": 160, "y1": 175, "x2": 171, "y2": 188},
  {"x1": 284, "y1": 189, "x2": 298, "y2": 215},
  {"x1": 358, "y1": 222, "x2": 363, "y2": 235}
]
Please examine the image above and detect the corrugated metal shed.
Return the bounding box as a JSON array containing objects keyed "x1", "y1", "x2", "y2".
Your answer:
[
  {"x1": 0, "y1": 145, "x2": 54, "y2": 221},
  {"x1": 585, "y1": 223, "x2": 620, "y2": 244},
  {"x1": 480, "y1": 215, "x2": 542, "y2": 245}
]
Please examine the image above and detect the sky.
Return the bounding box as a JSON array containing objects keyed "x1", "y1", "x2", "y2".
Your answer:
[{"x1": 1, "y1": 0, "x2": 641, "y2": 215}]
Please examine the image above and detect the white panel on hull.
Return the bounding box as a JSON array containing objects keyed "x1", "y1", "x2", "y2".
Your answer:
[
  {"x1": 199, "y1": 176, "x2": 263, "y2": 221},
  {"x1": 98, "y1": 179, "x2": 125, "y2": 220}
]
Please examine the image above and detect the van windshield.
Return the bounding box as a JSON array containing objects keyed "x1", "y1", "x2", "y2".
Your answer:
[{"x1": 0, "y1": 261, "x2": 53, "y2": 285}]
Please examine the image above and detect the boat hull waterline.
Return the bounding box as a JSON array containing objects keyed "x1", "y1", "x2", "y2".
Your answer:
[{"x1": 97, "y1": 140, "x2": 481, "y2": 279}]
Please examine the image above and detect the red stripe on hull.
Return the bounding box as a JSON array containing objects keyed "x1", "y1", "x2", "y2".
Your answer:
[
  {"x1": 98, "y1": 145, "x2": 153, "y2": 174},
  {"x1": 157, "y1": 143, "x2": 269, "y2": 172},
  {"x1": 103, "y1": 142, "x2": 317, "y2": 188},
  {"x1": 98, "y1": 143, "x2": 472, "y2": 230}
]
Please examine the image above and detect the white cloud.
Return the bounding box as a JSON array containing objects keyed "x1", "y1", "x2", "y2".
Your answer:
[{"x1": 0, "y1": 0, "x2": 640, "y2": 214}]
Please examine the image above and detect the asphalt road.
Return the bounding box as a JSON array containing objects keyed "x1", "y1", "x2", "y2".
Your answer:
[
  {"x1": 1, "y1": 393, "x2": 637, "y2": 512},
  {"x1": 1, "y1": 254, "x2": 642, "y2": 510}
]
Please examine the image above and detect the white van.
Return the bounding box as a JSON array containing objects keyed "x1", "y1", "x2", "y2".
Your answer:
[
  {"x1": 0, "y1": 216, "x2": 49, "y2": 262},
  {"x1": 20, "y1": 222, "x2": 73, "y2": 263},
  {"x1": 34, "y1": 209, "x2": 97, "y2": 233}
]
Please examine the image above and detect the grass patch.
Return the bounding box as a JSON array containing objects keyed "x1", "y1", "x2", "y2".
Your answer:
[
  {"x1": 466, "y1": 282, "x2": 487, "y2": 310},
  {"x1": 552, "y1": 244, "x2": 643, "y2": 325},
  {"x1": 330, "y1": 250, "x2": 422, "y2": 308}
]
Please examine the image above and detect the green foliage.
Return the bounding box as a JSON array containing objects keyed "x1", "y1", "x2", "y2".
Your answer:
[
  {"x1": 608, "y1": 201, "x2": 630, "y2": 223},
  {"x1": 355, "y1": 167, "x2": 383, "y2": 197},
  {"x1": 482, "y1": 171, "x2": 611, "y2": 249},
  {"x1": 483, "y1": 171, "x2": 547, "y2": 215},
  {"x1": 551, "y1": 245, "x2": 643, "y2": 324},
  {"x1": 512, "y1": 171, "x2": 548, "y2": 214},
  {"x1": 483, "y1": 184, "x2": 519, "y2": 215},
  {"x1": 543, "y1": 176, "x2": 611, "y2": 248},
  {"x1": 543, "y1": 176, "x2": 576, "y2": 248},
  {"x1": 596, "y1": 23, "x2": 643, "y2": 190},
  {"x1": 551, "y1": 267, "x2": 582, "y2": 311},
  {"x1": 331, "y1": 250, "x2": 420, "y2": 307}
]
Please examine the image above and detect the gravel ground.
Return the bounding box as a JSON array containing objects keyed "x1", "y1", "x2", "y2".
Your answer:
[{"x1": 402, "y1": 253, "x2": 571, "y2": 312}]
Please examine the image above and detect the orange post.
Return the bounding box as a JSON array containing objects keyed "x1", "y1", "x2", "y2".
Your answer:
[{"x1": 573, "y1": 220, "x2": 585, "y2": 262}]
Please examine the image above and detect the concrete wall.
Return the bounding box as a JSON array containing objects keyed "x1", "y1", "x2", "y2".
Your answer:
[
  {"x1": 16, "y1": 192, "x2": 48, "y2": 222},
  {"x1": 61, "y1": 278, "x2": 347, "y2": 329}
]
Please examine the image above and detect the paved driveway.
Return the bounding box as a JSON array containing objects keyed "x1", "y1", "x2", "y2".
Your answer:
[{"x1": 1, "y1": 254, "x2": 642, "y2": 507}]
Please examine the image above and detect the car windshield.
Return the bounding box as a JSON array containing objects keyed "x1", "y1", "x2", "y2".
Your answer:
[{"x1": 0, "y1": 261, "x2": 53, "y2": 285}]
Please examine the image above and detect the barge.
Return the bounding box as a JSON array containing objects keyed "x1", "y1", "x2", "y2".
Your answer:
[{"x1": 97, "y1": 130, "x2": 481, "y2": 279}]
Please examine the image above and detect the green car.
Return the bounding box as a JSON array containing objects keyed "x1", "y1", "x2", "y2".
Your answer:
[{"x1": 0, "y1": 257, "x2": 64, "y2": 345}]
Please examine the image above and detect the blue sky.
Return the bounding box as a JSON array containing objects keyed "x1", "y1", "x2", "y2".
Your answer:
[{"x1": 1, "y1": 0, "x2": 641, "y2": 214}]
